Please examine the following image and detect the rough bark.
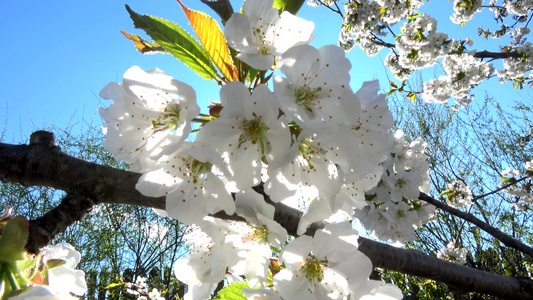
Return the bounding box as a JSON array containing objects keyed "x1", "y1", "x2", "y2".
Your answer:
[{"x1": 1, "y1": 131, "x2": 533, "y2": 299}]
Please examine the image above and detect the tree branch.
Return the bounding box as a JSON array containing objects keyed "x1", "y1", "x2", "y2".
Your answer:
[
  {"x1": 0, "y1": 131, "x2": 164, "y2": 210},
  {"x1": 473, "y1": 50, "x2": 521, "y2": 59},
  {"x1": 418, "y1": 192, "x2": 533, "y2": 258},
  {"x1": 27, "y1": 193, "x2": 96, "y2": 254},
  {"x1": 358, "y1": 238, "x2": 533, "y2": 299},
  {"x1": 1, "y1": 131, "x2": 533, "y2": 298}
]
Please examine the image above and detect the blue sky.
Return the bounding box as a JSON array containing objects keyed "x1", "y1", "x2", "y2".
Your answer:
[{"x1": 0, "y1": 0, "x2": 527, "y2": 142}]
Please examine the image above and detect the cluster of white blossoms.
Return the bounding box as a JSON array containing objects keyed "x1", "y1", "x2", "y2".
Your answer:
[
  {"x1": 504, "y1": 0, "x2": 533, "y2": 16},
  {"x1": 123, "y1": 276, "x2": 165, "y2": 300},
  {"x1": 451, "y1": 0, "x2": 483, "y2": 24},
  {"x1": 500, "y1": 160, "x2": 533, "y2": 210},
  {"x1": 423, "y1": 52, "x2": 494, "y2": 107},
  {"x1": 437, "y1": 242, "x2": 468, "y2": 264},
  {"x1": 496, "y1": 43, "x2": 533, "y2": 82},
  {"x1": 443, "y1": 180, "x2": 474, "y2": 208},
  {"x1": 352, "y1": 131, "x2": 435, "y2": 243},
  {"x1": 331, "y1": 0, "x2": 532, "y2": 107},
  {"x1": 97, "y1": 0, "x2": 438, "y2": 298}
]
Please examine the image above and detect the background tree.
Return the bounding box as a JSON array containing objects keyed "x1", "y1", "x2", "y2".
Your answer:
[
  {"x1": 0, "y1": 121, "x2": 191, "y2": 299},
  {"x1": 379, "y1": 80, "x2": 533, "y2": 299}
]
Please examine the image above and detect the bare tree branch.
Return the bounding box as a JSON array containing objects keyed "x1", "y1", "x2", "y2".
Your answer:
[{"x1": 2, "y1": 131, "x2": 533, "y2": 298}]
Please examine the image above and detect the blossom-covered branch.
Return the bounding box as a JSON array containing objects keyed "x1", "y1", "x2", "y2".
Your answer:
[{"x1": 2, "y1": 131, "x2": 533, "y2": 298}]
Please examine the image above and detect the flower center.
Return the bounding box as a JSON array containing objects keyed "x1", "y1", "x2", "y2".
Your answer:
[
  {"x1": 152, "y1": 102, "x2": 182, "y2": 132},
  {"x1": 298, "y1": 139, "x2": 326, "y2": 170},
  {"x1": 249, "y1": 225, "x2": 269, "y2": 244},
  {"x1": 252, "y1": 26, "x2": 273, "y2": 55},
  {"x1": 299, "y1": 253, "x2": 327, "y2": 284},
  {"x1": 238, "y1": 114, "x2": 270, "y2": 155},
  {"x1": 182, "y1": 156, "x2": 212, "y2": 184},
  {"x1": 294, "y1": 86, "x2": 322, "y2": 112}
]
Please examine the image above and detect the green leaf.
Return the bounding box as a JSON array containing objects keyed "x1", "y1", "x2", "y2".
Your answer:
[
  {"x1": 273, "y1": 0, "x2": 305, "y2": 15},
  {"x1": 125, "y1": 5, "x2": 218, "y2": 80},
  {"x1": 13, "y1": 259, "x2": 36, "y2": 274},
  {"x1": 213, "y1": 282, "x2": 249, "y2": 300},
  {"x1": 270, "y1": 245, "x2": 281, "y2": 254},
  {"x1": 0, "y1": 217, "x2": 29, "y2": 262}
]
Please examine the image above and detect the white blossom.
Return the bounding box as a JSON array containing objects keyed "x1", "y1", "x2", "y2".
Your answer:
[
  {"x1": 224, "y1": 0, "x2": 314, "y2": 70},
  {"x1": 136, "y1": 142, "x2": 235, "y2": 225},
  {"x1": 196, "y1": 82, "x2": 291, "y2": 190},
  {"x1": 274, "y1": 44, "x2": 357, "y2": 128},
  {"x1": 437, "y1": 242, "x2": 468, "y2": 264},
  {"x1": 445, "y1": 180, "x2": 473, "y2": 208},
  {"x1": 99, "y1": 66, "x2": 199, "y2": 171},
  {"x1": 43, "y1": 243, "x2": 87, "y2": 296},
  {"x1": 450, "y1": 0, "x2": 483, "y2": 24},
  {"x1": 274, "y1": 222, "x2": 392, "y2": 299},
  {"x1": 7, "y1": 286, "x2": 77, "y2": 300}
]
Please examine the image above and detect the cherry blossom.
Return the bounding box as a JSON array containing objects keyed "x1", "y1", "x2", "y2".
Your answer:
[
  {"x1": 445, "y1": 180, "x2": 474, "y2": 208},
  {"x1": 437, "y1": 242, "x2": 468, "y2": 264},
  {"x1": 135, "y1": 142, "x2": 235, "y2": 225},
  {"x1": 7, "y1": 286, "x2": 77, "y2": 300},
  {"x1": 224, "y1": 0, "x2": 314, "y2": 70},
  {"x1": 43, "y1": 243, "x2": 87, "y2": 296},
  {"x1": 274, "y1": 222, "x2": 399, "y2": 299},
  {"x1": 274, "y1": 44, "x2": 356, "y2": 128},
  {"x1": 195, "y1": 82, "x2": 291, "y2": 190},
  {"x1": 99, "y1": 66, "x2": 199, "y2": 171}
]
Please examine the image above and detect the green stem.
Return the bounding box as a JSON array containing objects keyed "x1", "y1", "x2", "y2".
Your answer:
[
  {"x1": 6, "y1": 268, "x2": 20, "y2": 292},
  {"x1": 192, "y1": 117, "x2": 212, "y2": 125}
]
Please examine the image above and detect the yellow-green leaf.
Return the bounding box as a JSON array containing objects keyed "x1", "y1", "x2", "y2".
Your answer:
[{"x1": 177, "y1": 0, "x2": 236, "y2": 82}]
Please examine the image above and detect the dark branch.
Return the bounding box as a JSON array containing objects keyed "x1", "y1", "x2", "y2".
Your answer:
[
  {"x1": 358, "y1": 238, "x2": 533, "y2": 299},
  {"x1": 0, "y1": 131, "x2": 165, "y2": 210},
  {"x1": 27, "y1": 193, "x2": 96, "y2": 254},
  {"x1": 472, "y1": 50, "x2": 522, "y2": 59},
  {"x1": 419, "y1": 192, "x2": 533, "y2": 258}
]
